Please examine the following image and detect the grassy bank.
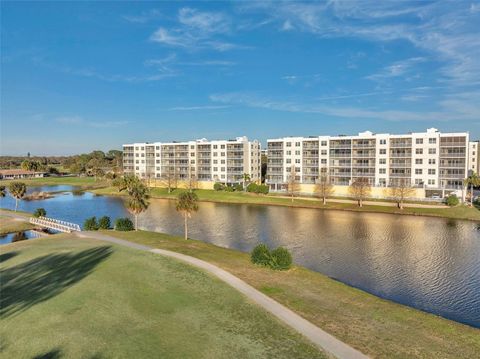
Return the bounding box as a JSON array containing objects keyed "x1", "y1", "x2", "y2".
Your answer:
[
  {"x1": 0, "y1": 236, "x2": 325, "y2": 359},
  {"x1": 93, "y1": 186, "x2": 480, "y2": 221},
  {"x1": 106, "y1": 230, "x2": 480, "y2": 359},
  {"x1": 0, "y1": 176, "x2": 108, "y2": 189},
  {"x1": 0, "y1": 215, "x2": 34, "y2": 235}
]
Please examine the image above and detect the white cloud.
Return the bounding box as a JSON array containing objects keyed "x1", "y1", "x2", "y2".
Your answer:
[
  {"x1": 168, "y1": 105, "x2": 230, "y2": 111},
  {"x1": 281, "y1": 20, "x2": 294, "y2": 31},
  {"x1": 366, "y1": 57, "x2": 426, "y2": 81},
  {"x1": 178, "y1": 7, "x2": 230, "y2": 34},
  {"x1": 123, "y1": 9, "x2": 162, "y2": 24}
]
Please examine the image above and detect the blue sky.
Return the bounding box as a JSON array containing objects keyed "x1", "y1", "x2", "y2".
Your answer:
[{"x1": 1, "y1": 1, "x2": 480, "y2": 155}]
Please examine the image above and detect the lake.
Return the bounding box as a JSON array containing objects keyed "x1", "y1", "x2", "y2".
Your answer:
[{"x1": 1, "y1": 185, "x2": 479, "y2": 328}]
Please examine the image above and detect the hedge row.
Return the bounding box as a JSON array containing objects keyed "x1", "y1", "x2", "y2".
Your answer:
[{"x1": 251, "y1": 243, "x2": 292, "y2": 270}]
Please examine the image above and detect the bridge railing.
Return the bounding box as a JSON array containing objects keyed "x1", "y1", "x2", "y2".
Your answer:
[{"x1": 30, "y1": 216, "x2": 81, "y2": 233}]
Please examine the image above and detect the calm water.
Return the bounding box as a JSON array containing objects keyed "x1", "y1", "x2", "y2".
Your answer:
[
  {"x1": 1, "y1": 185, "x2": 479, "y2": 328},
  {"x1": 0, "y1": 230, "x2": 43, "y2": 245}
]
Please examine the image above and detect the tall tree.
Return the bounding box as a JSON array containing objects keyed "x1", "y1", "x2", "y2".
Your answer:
[
  {"x1": 242, "y1": 173, "x2": 251, "y2": 192},
  {"x1": 287, "y1": 164, "x2": 300, "y2": 202},
  {"x1": 187, "y1": 167, "x2": 198, "y2": 192},
  {"x1": 8, "y1": 182, "x2": 27, "y2": 212},
  {"x1": 387, "y1": 179, "x2": 416, "y2": 209},
  {"x1": 176, "y1": 191, "x2": 199, "y2": 240},
  {"x1": 117, "y1": 175, "x2": 150, "y2": 230},
  {"x1": 162, "y1": 166, "x2": 178, "y2": 193},
  {"x1": 314, "y1": 172, "x2": 334, "y2": 205},
  {"x1": 464, "y1": 172, "x2": 480, "y2": 206},
  {"x1": 0, "y1": 185, "x2": 6, "y2": 198},
  {"x1": 349, "y1": 178, "x2": 371, "y2": 207}
]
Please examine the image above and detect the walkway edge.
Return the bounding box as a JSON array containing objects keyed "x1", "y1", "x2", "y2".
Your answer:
[{"x1": 77, "y1": 232, "x2": 368, "y2": 359}]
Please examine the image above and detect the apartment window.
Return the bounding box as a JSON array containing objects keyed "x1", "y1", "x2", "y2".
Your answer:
[
  {"x1": 428, "y1": 169, "x2": 436, "y2": 175},
  {"x1": 156, "y1": 167, "x2": 160, "y2": 171},
  {"x1": 416, "y1": 149, "x2": 423, "y2": 155},
  {"x1": 141, "y1": 153, "x2": 145, "y2": 157},
  {"x1": 221, "y1": 167, "x2": 225, "y2": 171},
  {"x1": 428, "y1": 148, "x2": 436, "y2": 155},
  {"x1": 415, "y1": 159, "x2": 423, "y2": 164},
  {"x1": 321, "y1": 159, "x2": 327, "y2": 164},
  {"x1": 429, "y1": 138, "x2": 437, "y2": 144},
  {"x1": 213, "y1": 145, "x2": 218, "y2": 149},
  {"x1": 416, "y1": 139, "x2": 423, "y2": 144},
  {"x1": 213, "y1": 160, "x2": 218, "y2": 164},
  {"x1": 380, "y1": 149, "x2": 386, "y2": 155},
  {"x1": 286, "y1": 150, "x2": 291, "y2": 155},
  {"x1": 428, "y1": 159, "x2": 436, "y2": 165},
  {"x1": 379, "y1": 159, "x2": 386, "y2": 164},
  {"x1": 379, "y1": 168, "x2": 386, "y2": 174},
  {"x1": 295, "y1": 159, "x2": 300, "y2": 164},
  {"x1": 156, "y1": 146, "x2": 160, "y2": 150},
  {"x1": 141, "y1": 160, "x2": 145, "y2": 164},
  {"x1": 295, "y1": 142, "x2": 301, "y2": 147},
  {"x1": 221, "y1": 152, "x2": 225, "y2": 156},
  {"x1": 380, "y1": 139, "x2": 387, "y2": 145},
  {"x1": 221, "y1": 145, "x2": 225, "y2": 149},
  {"x1": 135, "y1": 153, "x2": 139, "y2": 157},
  {"x1": 221, "y1": 174, "x2": 225, "y2": 179},
  {"x1": 190, "y1": 152, "x2": 195, "y2": 157},
  {"x1": 379, "y1": 178, "x2": 386, "y2": 185},
  {"x1": 136, "y1": 166, "x2": 139, "y2": 170},
  {"x1": 213, "y1": 167, "x2": 218, "y2": 171},
  {"x1": 190, "y1": 145, "x2": 195, "y2": 149},
  {"x1": 415, "y1": 169, "x2": 423, "y2": 175},
  {"x1": 156, "y1": 160, "x2": 160, "y2": 164},
  {"x1": 321, "y1": 150, "x2": 327, "y2": 155},
  {"x1": 190, "y1": 160, "x2": 195, "y2": 164},
  {"x1": 156, "y1": 153, "x2": 160, "y2": 157},
  {"x1": 295, "y1": 150, "x2": 300, "y2": 155},
  {"x1": 135, "y1": 160, "x2": 139, "y2": 164},
  {"x1": 295, "y1": 167, "x2": 301, "y2": 172},
  {"x1": 473, "y1": 151, "x2": 476, "y2": 155},
  {"x1": 141, "y1": 147, "x2": 144, "y2": 150},
  {"x1": 135, "y1": 147, "x2": 139, "y2": 150},
  {"x1": 221, "y1": 160, "x2": 225, "y2": 164},
  {"x1": 321, "y1": 141, "x2": 327, "y2": 146},
  {"x1": 286, "y1": 142, "x2": 292, "y2": 147},
  {"x1": 428, "y1": 179, "x2": 435, "y2": 185},
  {"x1": 213, "y1": 152, "x2": 218, "y2": 157},
  {"x1": 286, "y1": 159, "x2": 291, "y2": 164}
]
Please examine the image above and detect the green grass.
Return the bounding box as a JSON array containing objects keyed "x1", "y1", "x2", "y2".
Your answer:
[
  {"x1": 0, "y1": 215, "x2": 34, "y2": 235},
  {"x1": 106, "y1": 229, "x2": 480, "y2": 359},
  {"x1": 0, "y1": 176, "x2": 108, "y2": 189},
  {"x1": 0, "y1": 236, "x2": 326, "y2": 359},
  {"x1": 93, "y1": 186, "x2": 480, "y2": 221}
]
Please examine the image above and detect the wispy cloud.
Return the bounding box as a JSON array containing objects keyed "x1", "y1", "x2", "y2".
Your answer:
[
  {"x1": 123, "y1": 9, "x2": 162, "y2": 24},
  {"x1": 168, "y1": 105, "x2": 230, "y2": 111},
  {"x1": 210, "y1": 91, "x2": 480, "y2": 122},
  {"x1": 150, "y1": 7, "x2": 248, "y2": 51},
  {"x1": 366, "y1": 57, "x2": 426, "y2": 81},
  {"x1": 55, "y1": 116, "x2": 129, "y2": 128}
]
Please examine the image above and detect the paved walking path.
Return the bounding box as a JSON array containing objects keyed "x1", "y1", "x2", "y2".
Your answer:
[{"x1": 76, "y1": 231, "x2": 368, "y2": 359}]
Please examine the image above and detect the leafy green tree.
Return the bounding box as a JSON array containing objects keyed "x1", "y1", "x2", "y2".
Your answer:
[
  {"x1": 98, "y1": 216, "x2": 111, "y2": 229},
  {"x1": 8, "y1": 182, "x2": 27, "y2": 211},
  {"x1": 242, "y1": 173, "x2": 251, "y2": 192},
  {"x1": 0, "y1": 186, "x2": 5, "y2": 198},
  {"x1": 33, "y1": 208, "x2": 47, "y2": 218},
  {"x1": 115, "y1": 217, "x2": 134, "y2": 231},
  {"x1": 119, "y1": 178, "x2": 150, "y2": 230},
  {"x1": 176, "y1": 191, "x2": 199, "y2": 239},
  {"x1": 464, "y1": 172, "x2": 480, "y2": 206},
  {"x1": 84, "y1": 217, "x2": 99, "y2": 230}
]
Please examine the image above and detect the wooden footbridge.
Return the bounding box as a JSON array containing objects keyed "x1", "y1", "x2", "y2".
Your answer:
[{"x1": 30, "y1": 216, "x2": 81, "y2": 233}]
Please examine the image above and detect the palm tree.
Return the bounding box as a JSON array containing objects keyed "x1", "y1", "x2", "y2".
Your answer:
[
  {"x1": 118, "y1": 176, "x2": 150, "y2": 230},
  {"x1": 464, "y1": 172, "x2": 480, "y2": 206},
  {"x1": 242, "y1": 173, "x2": 251, "y2": 192},
  {"x1": 176, "y1": 191, "x2": 199, "y2": 239},
  {"x1": 8, "y1": 182, "x2": 27, "y2": 212},
  {"x1": 0, "y1": 185, "x2": 6, "y2": 198}
]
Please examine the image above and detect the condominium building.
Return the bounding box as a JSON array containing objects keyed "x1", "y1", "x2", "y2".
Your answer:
[
  {"x1": 468, "y1": 141, "x2": 479, "y2": 175},
  {"x1": 267, "y1": 128, "x2": 468, "y2": 195},
  {"x1": 123, "y1": 136, "x2": 261, "y2": 187}
]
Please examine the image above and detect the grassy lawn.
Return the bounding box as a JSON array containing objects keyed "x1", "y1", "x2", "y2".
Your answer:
[
  {"x1": 106, "y1": 230, "x2": 480, "y2": 359},
  {"x1": 93, "y1": 186, "x2": 480, "y2": 221},
  {"x1": 0, "y1": 176, "x2": 108, "y2": 189},
  {"x1": 0, "y1": 236, "x2": 326, "y2": 359},
  {"x1": 0, "y1": 215, "x2": 34, "y2": 235}
]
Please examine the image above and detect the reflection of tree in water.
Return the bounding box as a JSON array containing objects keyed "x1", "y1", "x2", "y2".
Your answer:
[{"x1": 12, "y1": 232, "x2": 28, "y2": 242}]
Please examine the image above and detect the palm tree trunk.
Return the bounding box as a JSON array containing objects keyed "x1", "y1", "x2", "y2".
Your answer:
[
  {"x1": 323, "y1": 197, "x2": 326, "y2": 205},
  {"x1": 15, "y1": 198, "x2": 18, "y2": 212},
  {"x1": 135, "y1": 214, "x2": 138, "y2": 231},
  {"x1": 471, "y1": 184, "x2": 474, "y2": 206},
  {"x1": 184, "y1": 214, "x2": 188, "y2": 240}
]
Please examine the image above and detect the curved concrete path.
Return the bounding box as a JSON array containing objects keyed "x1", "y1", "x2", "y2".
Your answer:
[{"x1": 76, "y1": 231, "x2": 368, "y2": 359}]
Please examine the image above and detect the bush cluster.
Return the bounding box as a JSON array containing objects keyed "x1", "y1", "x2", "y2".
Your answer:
[
  {"x1": 33, "y1": 208, "x2": 47, "y2": 218},
  {"x1": 98, "y1": 216, "x2": 111, "y2": 229},
  {"x1": 84, "y1": 216, "x2": 99, "y2": 231},
  {"x1": 214, "y1": 182, "x2": 244, "y2": 192},
  {"x1": 115, "y1": 217, "x2": 134, "y2": 231},
  {"x1": 250, "y1": 244, "x2": 292, "y2": 270},
  {"x1": 246, "y1": 183, "x2": 269, "y2": 194},
  {"x1": 446, "y1": 194, "x2": 459, "y2": 207}
]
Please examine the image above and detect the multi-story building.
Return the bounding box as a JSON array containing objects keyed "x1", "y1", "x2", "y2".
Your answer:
[
  {"x1": 267, "y1": 128, "x2": 469, "y2": 197},
  {"x1": 468, "y1": 141, "x2": 479, "y2": 175},
  {"x1": 123, "y1": 137, "x2": 261, "y2": 188}
]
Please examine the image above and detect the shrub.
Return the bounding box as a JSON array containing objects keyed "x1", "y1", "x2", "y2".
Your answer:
[
  {"x1": 269, "y1": 247, "x2": 292, "y2": 270},
  {"x1": 446, "y1": 195, "x2": 459, "y2": 207},
  {"x1": 251, "y1": 244, "x2": 271, "y2": 266},
  {"x1": 98, "y1": 216, "x2": 111, "y2": 229},
  {"x1": 115, "y1": 217, "x2": 134, "y2": 231},
  {"x1": 225, "y1": 185, "x2": 234, "y2": 192},
  {"x1": 33, "y1": 208, "x2": 47, "y2": 218},
  {"x1": 247, "y1": 183, "x2": 258, "y2": 193},
  {"x1": 84, "y1": 216, "x2": 99, "y2": 231},
  {"x1": 213, "y1": 182, "x2": 225, "y2": 191},
  {"x1": 257, "y1": 184, "x2": 269, "y2": 194},
  {"x1": 234, "y1": 183, "x2": 243, "y2": 191}
]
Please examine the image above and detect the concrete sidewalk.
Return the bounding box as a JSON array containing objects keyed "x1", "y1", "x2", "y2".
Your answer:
[{"x1": 76, "y1": 231, "x2": 368, "y2": 359}]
